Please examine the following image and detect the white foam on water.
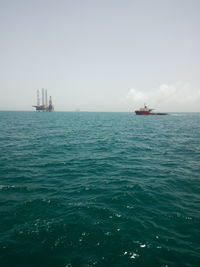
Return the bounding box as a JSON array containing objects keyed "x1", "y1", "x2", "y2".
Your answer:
[{"x1": 130, "y1": 252, "x2": 139, "y2": 259}]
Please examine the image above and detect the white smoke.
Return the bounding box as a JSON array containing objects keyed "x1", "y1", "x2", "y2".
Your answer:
[{"x1": 126, "y1": 82, "x2": 200, "y2": 112}]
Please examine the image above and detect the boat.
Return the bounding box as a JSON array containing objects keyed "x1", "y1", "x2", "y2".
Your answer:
[{"x1": 135, "y1": 104, "x2": 168, "y2": 115}]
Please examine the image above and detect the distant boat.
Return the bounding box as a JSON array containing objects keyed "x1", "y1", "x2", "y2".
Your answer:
[{"x1": 135, "y1": 104, "x2": 168, "y2": 115}]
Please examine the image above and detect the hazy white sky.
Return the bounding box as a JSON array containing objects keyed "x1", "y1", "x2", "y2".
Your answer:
[{"x1": 0, "y1": 0, "x2": 199, "y2": 111}]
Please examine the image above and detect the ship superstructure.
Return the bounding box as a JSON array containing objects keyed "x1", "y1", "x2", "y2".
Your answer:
[{"x1": 32, "y1": 89, "x2": 54, "y2": 112}]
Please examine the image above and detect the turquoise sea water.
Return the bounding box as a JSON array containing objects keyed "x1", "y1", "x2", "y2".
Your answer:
[{"x1": 0, "y1": 111, "x2": 199, "y2": 267}]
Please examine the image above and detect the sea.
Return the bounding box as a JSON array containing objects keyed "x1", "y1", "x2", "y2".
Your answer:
[{"x1": 0, "y1": 111, "x2": 199, "y2": 267}]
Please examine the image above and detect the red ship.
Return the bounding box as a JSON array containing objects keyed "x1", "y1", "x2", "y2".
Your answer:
[{"x1": 135, "y1": 104, "x2": 168, "y2": 115}]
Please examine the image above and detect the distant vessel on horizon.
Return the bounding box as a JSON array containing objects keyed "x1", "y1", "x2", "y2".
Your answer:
[{"x1": 135, "y1": 104, "x2": 168, "y2": 115}]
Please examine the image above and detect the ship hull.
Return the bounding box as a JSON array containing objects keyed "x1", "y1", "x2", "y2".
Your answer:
[{"x1": 135, "y1": 111, "x2": 168, "y2": 115}]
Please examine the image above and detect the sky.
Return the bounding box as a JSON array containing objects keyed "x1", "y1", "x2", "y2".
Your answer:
[{"x1": 0, "y1": 0, "x2": 200, "y2": 112}]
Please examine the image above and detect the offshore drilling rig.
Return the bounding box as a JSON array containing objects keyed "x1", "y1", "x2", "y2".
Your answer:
[{"x1": 32, "y1": 89, "x2": 54, "y2": 112}]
